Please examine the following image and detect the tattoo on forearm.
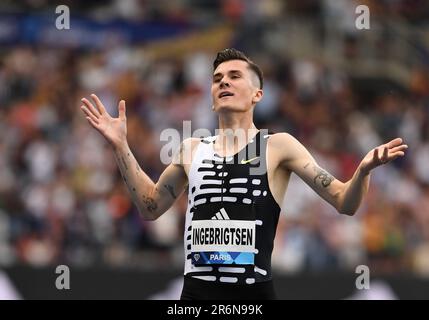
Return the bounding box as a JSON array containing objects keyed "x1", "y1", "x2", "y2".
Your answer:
[
  {"x1": 119, "y1": 169, "x2": 128, "y2": 184},
  {"x1": 121, "y1": 173, "x2": 137, "y2": 193},
  {"x1": 164, "y1": 184, "x2": 177, "y2": 199},
  {"x1": 116, "y1": 151, "x2": 155, "y2": 211},
  {"x1": 116, "y1": 152, "x2": 140, "y2": 187},
  {"x1": 313, "y1": 166, "x2": 334, "y2": 188},
  {"x1": 142, "y1": 195, "x2": 157, "y2": 212},
  {"x1": 120, "y1": 156, "x2": 128, "y2": 171},
  {"x1": 117, "y1": 163, "x2": 135, "y2": 190}
]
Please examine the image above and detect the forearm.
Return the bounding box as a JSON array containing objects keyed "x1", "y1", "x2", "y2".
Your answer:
[
  {"x1": 337, "y1": 165, "x2": 370, "y2": 216},
  {"x1": 113, "y1": 142, "x2": 159, "y2": 220}
]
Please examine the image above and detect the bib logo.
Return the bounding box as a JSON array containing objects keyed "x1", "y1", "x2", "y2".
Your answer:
[{"x1": 194, "y1": 253, "x2": 200, "y2": 262}]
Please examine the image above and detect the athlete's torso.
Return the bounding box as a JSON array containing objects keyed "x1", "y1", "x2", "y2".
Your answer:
[{"x1": 183, "y1": 130, "x2": 286, "y2": 285}]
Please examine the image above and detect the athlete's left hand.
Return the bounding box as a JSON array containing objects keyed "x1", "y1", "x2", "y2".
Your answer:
[{"x1": 359, "y1": 138, "x2": 408, "y2": 175}]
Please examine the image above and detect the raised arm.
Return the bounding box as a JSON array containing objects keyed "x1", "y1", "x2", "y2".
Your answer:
[
  {"x1": 80, "y1": 94, "x2": 190, "y2": 220},
  {"x1": 339, "y1": 137, "x2": 408, "y2": 215},
  {"x1": 271, "y1": 133, "x2": 407, "y2": 216},
  {"x1": 111, "y1": 141, "x2": 189, "y2": 220}
]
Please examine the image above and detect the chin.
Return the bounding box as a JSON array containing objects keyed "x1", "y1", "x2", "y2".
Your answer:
[{"x1": 215, "y1": 104, "x2": 246, "y2": 112}]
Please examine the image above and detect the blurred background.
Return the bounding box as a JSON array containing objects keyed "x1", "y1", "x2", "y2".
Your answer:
[{"x1": 0, "y1": 0, "x2": 429, "y2": 299}]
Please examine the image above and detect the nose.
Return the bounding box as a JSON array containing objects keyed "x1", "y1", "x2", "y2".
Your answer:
[{"x1": 220, "y1": 79, "x2": 230, "y2": 88}]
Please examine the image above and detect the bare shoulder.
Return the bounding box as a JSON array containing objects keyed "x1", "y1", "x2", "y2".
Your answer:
[
  {"x1": 172, "y1": 137, "x2": 202, "y2": 167},
  {"x1": 268, "y1": 132, "x2": 297, "y2": 147},
  {"x1": 267, "y1": 132, "x2": 307, "y2": 167},
  {"x1": 268, "y1": 132, "x2": 300, "y2": 154},
  {"x1": 182, "y1": 137, "x2": 201, "y2": 150}
]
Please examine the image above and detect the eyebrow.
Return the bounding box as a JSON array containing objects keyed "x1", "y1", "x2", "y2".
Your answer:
[{"x1": 213, "y1": 70, "x2": 243, "y2": 79}]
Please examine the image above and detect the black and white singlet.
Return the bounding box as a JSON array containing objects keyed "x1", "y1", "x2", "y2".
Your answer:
[{"x1": 182, "y1": 130, "x2": 281, "y2": 298}]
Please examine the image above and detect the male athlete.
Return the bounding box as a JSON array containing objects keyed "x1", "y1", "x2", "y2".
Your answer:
[{"x1": 80, "y1": 48, "x2": 408, "y2": 300}]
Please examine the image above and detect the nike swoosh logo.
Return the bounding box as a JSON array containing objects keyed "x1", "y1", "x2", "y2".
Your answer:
[{"x1": 241, "y1": 156, "x2": 260, "y2": 164}]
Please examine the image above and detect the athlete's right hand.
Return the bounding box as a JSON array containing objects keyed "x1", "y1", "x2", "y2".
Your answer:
[{"x1": 80, "y1": 94, "x2": 127, "y2": 148}]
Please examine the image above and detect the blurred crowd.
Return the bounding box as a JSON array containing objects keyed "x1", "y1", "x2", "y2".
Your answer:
[
  {"x1": 1, "y1": 0, "x2": 429, "y2": 23},
  {"x1": 0, "y1": 0, "x2": 429, "y2": 277}
]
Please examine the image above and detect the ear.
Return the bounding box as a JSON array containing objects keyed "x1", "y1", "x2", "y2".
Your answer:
[{"x1": 251, "y1": 89, "x2": 263, "y2": 104}]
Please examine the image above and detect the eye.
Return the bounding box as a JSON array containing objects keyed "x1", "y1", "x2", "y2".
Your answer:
[{"x1": 231, "y1": 75, "x2": 240, "y2": 79}]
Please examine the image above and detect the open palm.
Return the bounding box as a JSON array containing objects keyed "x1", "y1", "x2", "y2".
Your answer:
[
  {"x1": 80, "y1": 94, "x2": 127, "y2": 148},
  {"x1": 359, "y1": 138, "x2": 408, "y2": 174}
]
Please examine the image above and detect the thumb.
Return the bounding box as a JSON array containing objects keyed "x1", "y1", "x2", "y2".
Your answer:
[{"x1": 118, "y1": 100, "x2": 126, "y2": 120}]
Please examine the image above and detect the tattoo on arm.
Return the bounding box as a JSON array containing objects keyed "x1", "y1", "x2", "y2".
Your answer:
[
  {"x1": 120, "y1": 156, "x2": 128, "y2": 171},
  {"x1": 115, "y1": 151, "x2": 142, "y2": 190},
  {"x1": 116, "y1": 151, "x2": 158, "y2": 213},
  {"x1": 117, "y1": 160, "x2": 131, "y2": 185},
  {"x1": 313, "y1": 166, "x2": 334, "y2": 188},
  {"x1": 164, "y1": 184, "x2": 177, "y2": 199},
  {"x1": 142, "y1": 195, "x2": 157, "y2": 212},
  {"x1": 121, "y1": 174, "x2": 137, "y2": 193}
]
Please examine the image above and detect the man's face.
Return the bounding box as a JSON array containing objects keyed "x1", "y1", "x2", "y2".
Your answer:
[{"x1": 211, "y1": 60, "x2": 263, "y2": 113}]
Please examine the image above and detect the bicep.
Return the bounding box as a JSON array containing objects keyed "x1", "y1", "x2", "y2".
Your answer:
[
  {"x1": 150, "y1": 137, "x2": 199, "y2": 217},
  {"x1": 279, "y1": 134, "x2": 344, "y2": 209},
  {"x1": 151, "y1": 162, "x2": 188, "y2": 216}
]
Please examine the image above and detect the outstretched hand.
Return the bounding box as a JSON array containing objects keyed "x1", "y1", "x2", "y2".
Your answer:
[
  {"x1": 80, "y1": 94, "x2": 127, "y2": 148},
  {"x1": 359, "y1": 138, "x2": 408, "y2": 175}
]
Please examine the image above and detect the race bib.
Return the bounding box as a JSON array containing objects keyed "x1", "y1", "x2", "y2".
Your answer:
[{"x1": 190, "y1": 219, "x2": 256, "y2": 265}]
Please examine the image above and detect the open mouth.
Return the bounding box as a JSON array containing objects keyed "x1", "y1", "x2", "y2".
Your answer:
[{"x1": 218, "y1": 91, "x2": 234, "y2": 98}]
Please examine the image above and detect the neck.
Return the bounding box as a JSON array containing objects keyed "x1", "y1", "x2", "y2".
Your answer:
[
  {"x1": 215, "y1": 110, "x2": 259, "y2": 155},
  {"x1": 218, "y1": 109, "x2": 257, "y2": 133}
]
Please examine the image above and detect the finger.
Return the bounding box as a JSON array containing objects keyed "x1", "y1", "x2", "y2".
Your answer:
[
  {"x1": 118, "y1": 100, "x2": 126, "y2": 120},
  {"x1": 388, "y1": 151, "x2": 405, "y2": 160},
  {"x1": 381, "y1": 146, "x2": 388, "y2": 162},
  {"x1": 81, "y1": 98, "x2": 101, "y2": 118},
  {"x1": 91, "y1": 94, "x2": 106, "y2": 115},
  {"x1": 389, "y1": 145, "x2": 408, "y2": 154},
  {"x1": 373, "y1": 147, "x2": 380, "y2": 162},
  {"x1": 81, "y1": 105, "x2": 99, "y2": 124},
  {"x1": 387, "y1": 138, "x2": 403, "y2": 148},
  {"x1": 86, "y1": 116, "x2": 100, "y2": 129}
]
